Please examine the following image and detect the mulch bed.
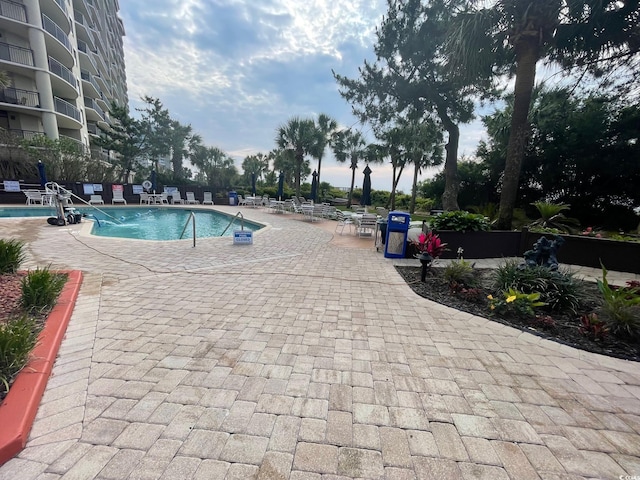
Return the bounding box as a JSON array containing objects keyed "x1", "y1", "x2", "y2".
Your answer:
[
  {"x1": 0, "y1": 273, "x2": 26, "y2": 324},
  {"x1": 395, "y1": 266, "x2": 640, "y2": 362}
]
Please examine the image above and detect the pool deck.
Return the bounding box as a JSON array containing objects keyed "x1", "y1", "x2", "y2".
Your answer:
[{"x1": 1, "y1": 205, "x2": 639, "y2": 479}]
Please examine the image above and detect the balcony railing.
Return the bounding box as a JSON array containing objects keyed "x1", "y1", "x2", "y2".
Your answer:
[
  {"x1": 52, "y1": 0, "x2": 67, "y2": 16},
  {"x1": 54, "y1": 97, "x2": 81, "y2": 122},
  {"x1": 80, "y1": 70, "x2": 101, "y2": 93},
  {"x1": 87, "y1": 122, "x2": 99, "y2": 135},
  {"x1": 0, "y1": 42, "x2": 34, "y2": 66},
  {"x1": 0, "y1": 87, "x2": 40, "y2": 107},
  {"x1": 49, "y1": 56, "x2": 77, "y2": 88},
  {"x1": 84, "y1": 96, "x2": 104, "y2": 119},
  {"x1": 0, "y1": 0, "x2": 27, "y2": 23},
  {"x1": 59, "y1": 134, "x2": 87, "y2": 153},
  {"x1": 42, "y1": 14, "x2": 72, "y2": 53},
  {"x1": 9, "y1": 129, "x2": 43, "y2": 140}
]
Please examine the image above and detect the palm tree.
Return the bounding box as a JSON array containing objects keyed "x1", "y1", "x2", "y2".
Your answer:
[
  {"x1": 275, "y1": 117, "x2": 319, "y2": 196},
  {"x1": 447, "y1": 0, "x2": 640, "y2": 229},
  {"x1": 313, "y1": 113, "x2": 338, "y2": 192},
  {"x1": 331, "y1": 129, "x2": 367, "y2": 207}
]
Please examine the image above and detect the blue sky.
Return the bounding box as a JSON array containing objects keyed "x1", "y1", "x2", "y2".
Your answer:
[{"x1": 118, "y1": 1, "x2": 487, "y2": 193}]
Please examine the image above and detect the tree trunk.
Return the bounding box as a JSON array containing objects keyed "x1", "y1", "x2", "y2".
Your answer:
[
  {"x1": 409, "y1": 160, "x2": 419, "y2": 214},
  {"x1": 436, "y1": 103, "x2": 460, "y2": 211},
  {"x1": 295, "y1": 149, "x2": 303, "y2": 196},
  {"x1": 496, "y1": 36, "x2": 540, "y2": 230},
  {"x1": 347, "y1": 158, "x2": 357, "y2": 207}
]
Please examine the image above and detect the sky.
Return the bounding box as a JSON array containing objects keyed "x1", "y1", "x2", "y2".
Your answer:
[{"x1": 118, "y1": 1, "x2": 489, "y2": 194}]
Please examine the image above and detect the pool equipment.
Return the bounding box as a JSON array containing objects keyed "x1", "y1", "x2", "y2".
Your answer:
[{"x1": 44, "y1": 182, "x2": 123, "y2": 227}]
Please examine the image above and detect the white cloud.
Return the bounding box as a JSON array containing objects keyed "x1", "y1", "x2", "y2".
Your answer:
[{"x1": 120, "y1": 0, "x2": 492, "y2": 194}]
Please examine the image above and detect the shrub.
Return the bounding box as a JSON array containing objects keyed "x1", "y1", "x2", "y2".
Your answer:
[
  {"x1": 597, "y1": 265, "x2": 640, "y2": 337},
  {"x1": 443, "y1": 259, "x2": 479, "y2": 288},
  {"x1": 0, "y1": 239, "x2": 25, "y2": 274},
  {"x1": 488, "y1": 288, "x2": 546, "y2": 318},
  {"x1": 431, "y1": 211, "x2": 491, "y2": 232},
  {"x1": 0, "y1": 315, "x2": 38, "y2": 396},
  {"x1": 20, "y1": 268, "x2": 67, "y2": 314},
  {"x1": 492, "y1": 260, "x2": 583, "y2": 314}
]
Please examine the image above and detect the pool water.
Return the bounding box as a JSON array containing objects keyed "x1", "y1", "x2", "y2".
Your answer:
[{"x1": 0, "y1": 206, "x2": 260, "y2": 241}]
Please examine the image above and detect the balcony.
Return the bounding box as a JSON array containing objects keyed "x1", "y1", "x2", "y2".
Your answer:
[
  {"x1": 80, "y1": 69, "x2": 101, "y2": 97},
  {"x1": 0, "y1": 87, "x2": 40, "y2": 107},
  {"x1": 0, "y1": 0, "x2": 27, "y2": 23},
  {"x1": 0, "y1": 42, "x2": 34, "y2": 67},
  {"x1": 77, "y1": 40, "x2": 98, "y2": 74},
  {"x1": 87, "y1": 122, "x2": 99, "y2": 135},
  {"x1": 54, "y1": 96, "x2": 81, "y2": 125},
  {"x1": 9, "y1": 129, "x2": 44, "y2": 141},
  {"x1": 84, "y1": 96, "x2": 104, "y2": 121},
  {"x1": 48, "y1": 56, "x2": 78, "y2": 98},
  {"x1": 73, "y1": 8, "x2": 95, "y2": 47},
  {"x1": 42, "y1": 14, "x2": 72, "y2": 54}
]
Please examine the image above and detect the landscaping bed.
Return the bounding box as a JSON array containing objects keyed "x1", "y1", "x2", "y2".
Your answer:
[{"x1": 396, "y1": 265, "x2": 640, "y2": 362}]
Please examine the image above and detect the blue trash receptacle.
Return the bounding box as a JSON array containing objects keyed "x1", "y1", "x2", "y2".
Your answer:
[
  {"x1": 384, "y1": 211, "x2": 411, "y2": 258},
  {"x1": 228, "y1": 191, "x2": 238, "y2": 206}
]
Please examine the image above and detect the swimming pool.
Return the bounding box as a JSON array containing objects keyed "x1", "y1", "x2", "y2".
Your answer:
[{"x1": 0, "y1": 206, "x2": 261, "y2": 241}]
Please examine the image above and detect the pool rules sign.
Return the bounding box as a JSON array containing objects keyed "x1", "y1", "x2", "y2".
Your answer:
[{"x1": 233, "y1": 230, "x2": 253, "y2": 245}]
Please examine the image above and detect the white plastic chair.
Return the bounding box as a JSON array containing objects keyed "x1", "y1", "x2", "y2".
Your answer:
[
  {"x1": 139, "y1": 193, "x2": 150, "y2": 204},
  {"x1": 203, "y1": 192, "x2": 213, "y2": 205},
  {"x1": 89, "y1": 194, "x2": 104, "y2": 205},
  {"x1": 356, "y1": 214, "x2": 377, "y2": 237},
  {"x1": 186, "y1": 192, "x2": 199, "y2": 204},
  {"x1": 112, "y1": 189, "x2": 127, "y2": 204},
  {"x1": 24, "y1": 190, "x2": 44, "y2": 205},
  {"x1": 335, "y1": 210, "x2": 354, "y2": 234}
]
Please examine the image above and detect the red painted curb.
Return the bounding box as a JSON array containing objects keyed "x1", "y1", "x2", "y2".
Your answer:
[{"x1": 0, "y1": 270, "x2": 83, "y2": 466}]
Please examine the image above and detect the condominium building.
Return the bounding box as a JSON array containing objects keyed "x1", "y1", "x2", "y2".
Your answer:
[{"x1": 0, "y1": 0, "x2": 127, "y2": 151}]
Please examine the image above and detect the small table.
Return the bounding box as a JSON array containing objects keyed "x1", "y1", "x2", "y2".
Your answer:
[{"x1": 147, "y1": 193, "x2": 164, "y2": 204}]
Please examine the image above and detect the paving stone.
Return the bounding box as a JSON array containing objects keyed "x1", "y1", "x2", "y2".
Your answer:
[
  {"x1": 326, "y1": 411, "x2": 352, "y2": 446},
  {"x1": 458, "y1": 462, "x2": 510, "y2": 480},
  {"x1": 451, "y1": 414, "x2": 499, "y2": 439},
  {"x1": 257, "y1": 451, "x2": 294, "y2": 480},
  {"x1": 269, "y1": 415, "x2": 302, "y2": 453},
  {"x1": 219, "y1": 434, "x2": 269, "y2": 465},
  {"x1": 178, "y1": 429, "x2": 229, "y2": 458},
  {"x1": 491, "y1": 441, "x2": 540, "y2": 480},
  {"x1": 337, "y1": 447, "x2": 384, "y2": 479},
  {"x1": 413, "y1": 456, "x2": 462, "y2": 480},
  {"x1": 293, "y1": 443, "x2": 338, "y2": 474},
  {"x1": 353, "y1": 403, "x2": 390, "y2": 426},
  {"x1": 57, "y1": 445, "x2": 118, "y2": 480},
  {"x1": 299, "y1": 418, "x2": 327, "y2": 442},
  {"x1": 193, "y1": 460, "x2": 230, "y2": 480},
  {"x1": 113, "y1": 423, "x2": 165, "y2": 450},
  {"x1": 353, "y1": 424, "x2": 380, "y2": 450},
  {"x1": 461, "y1": 437, "x2": 501, "y2": 466},
  {"x1": 97, "y1": 449, "x2": 145, "y2": 480},
  {"x1": 80, "y1": 418, "x2": 129, "y2": 445},
  {"x1": 430, "y1": 422, "x2": 469, "y2": 461},
  {"x1": 541, "y1": 434, "x2": 597, "y2": 476},
  {"x1": 379, "y1": 427, "x2": 412, "y2": 468}
]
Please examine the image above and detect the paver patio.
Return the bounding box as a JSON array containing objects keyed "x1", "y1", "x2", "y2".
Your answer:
[{"x1": 0, "y1": 205, "x2": 639, "y2": 479}]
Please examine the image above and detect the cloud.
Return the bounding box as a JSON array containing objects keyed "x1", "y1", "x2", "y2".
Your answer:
[{"x1": 120, "y1": 0, "x2": 492, "y2": 193}]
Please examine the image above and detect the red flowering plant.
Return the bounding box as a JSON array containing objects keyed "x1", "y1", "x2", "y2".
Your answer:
[{"x1": 413, "y1": 232, "x2": 447, "y2": 259}]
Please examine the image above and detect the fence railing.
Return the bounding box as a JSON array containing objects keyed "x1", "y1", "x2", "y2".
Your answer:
[
  {"x1": 0, "y1": 0, "x2": 27, "y2": 22},
  {"x1": 42, "y1": 14, "x2": 71, "y2": 53},
  {"x1": 0, "y1": 87, "x2": 40, "y2": 107},
  {"x1": 49, "y1": 56, "x2": 77, "y2": 88},
  {"x1": 0, "y1": 42, "x2": 34, "y2": 66},
  {"x1": 54, "y1": 97, "x2": 81, "y2": 122}
]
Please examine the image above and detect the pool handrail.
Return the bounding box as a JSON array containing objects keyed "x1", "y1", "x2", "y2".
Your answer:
[
  {"x1": 220, "y1": 211, "x2": 244, "y2": 237},
  {"x1": 179, "y1": 210, "x2": 196, "y2": 247}
]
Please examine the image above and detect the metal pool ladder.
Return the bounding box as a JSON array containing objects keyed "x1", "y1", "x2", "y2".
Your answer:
[{"x1": 179, "y1": 211, "x2": 196, "y2": 247}]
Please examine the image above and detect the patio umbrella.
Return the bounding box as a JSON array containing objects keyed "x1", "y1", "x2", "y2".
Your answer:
[
  {"x1": 150, "y1": 169, "x2": 157, "y2": 193},
  {"x1": 362, "y1": 165, "x2": 372, "y2": 206},
  {"x1": 277, "y1": 171, "x2": 284, "y2": 201},
  {"x1": 251, "y1": 172, "x2": 256, "y2": 196},
  {"x1": 310, "y1": 170, "x2": 318, "y2": 203},
  {"x1": 37, "y1": 161, "x2": 47, "y2": 187}
]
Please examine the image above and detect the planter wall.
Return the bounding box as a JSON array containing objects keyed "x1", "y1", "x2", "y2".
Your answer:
[{"x1": 434, "y1": 229, "x2": 640, "y2": 275}]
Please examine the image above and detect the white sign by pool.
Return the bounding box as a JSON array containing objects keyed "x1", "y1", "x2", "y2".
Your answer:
[{"x1": 233, "y1": 230, "x2": 253, "y2": 245}]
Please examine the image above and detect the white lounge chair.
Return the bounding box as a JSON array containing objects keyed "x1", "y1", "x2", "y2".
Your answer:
[
  {"x1": 186, "y1": 192, "x2": 199, "y2": 204},
  {"x1": 24, "y1": 190, "x2": 44, "y2": 205},
  {"x1": 171, "y1": 192, "x2": 184, "y2": 204},
  {"x1": 203, "y1": 192, "x2": 213, "y2": 205},
  {"x1": 112, "y1": 189, "x2": 127, "y2": 204},
  {"x1": 139, "y1": 192, "x2": 150, "y2": 204},
  {"x1": 89, "y1": 194, "x2": 104, "y2": 205}
]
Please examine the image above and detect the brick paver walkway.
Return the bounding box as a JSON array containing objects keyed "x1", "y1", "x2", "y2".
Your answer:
[{"x1": 1, "y1": 206, "x2": 639, "y2": 479}]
